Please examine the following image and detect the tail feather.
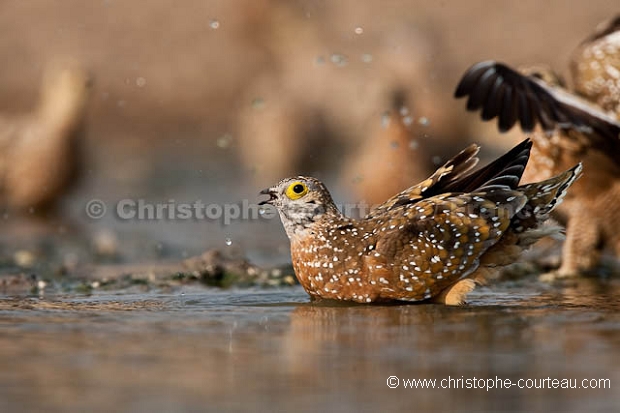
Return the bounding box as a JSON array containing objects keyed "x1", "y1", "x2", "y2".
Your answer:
[
  {"x1": 511, "y1": 162, "x2": 583, "y2": 234},
  {"x1": 522, "y1": 163, "x2": 582, "y2": 215},
  {"x1": 470, "y1": 163, "x2": 582, "y2": 284}
]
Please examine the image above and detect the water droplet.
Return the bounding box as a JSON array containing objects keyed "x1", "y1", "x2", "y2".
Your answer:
[
  {"x1": 181, "y1": 291, "x2": 185, "y2": 296},
  {"x1": 390, "y1": 141, "x2": 399, "y2": 149},
  {"x1": 217, "y1": 133, "x2": 232, "y2": 149},
  {"x1": 432, "y1": 155, "x2": 442, "y2": 165},
  {"x1": 418, "y1": 116, "x2": 430, "y2": 126},
  {"x1": 136, "y1": 77, "x2": 147, "y2": 87},
  {"x1": 330, "y1": 53, "x2": 348, "y2": 67},
  {"x1": 251, "y1": 98, "x2": 265, "y2": 109},
  {"x1": 225, "y1": 238, "x2": 232, "y2": 246},
  {"x1": 409, "y1": 139, "x2": 419, "y2": 150},
  {"x1": 381, "y1": 111, "x2": 392, "y2": 129},
  {"x1": 354, "y1": 27, "x2": 364, "y2": 35},
  {"x1": 403, "y1": 115, "x2": 413, "y2": 126},
  {"x1": 399, "y1": 106, "x2": 410, "y2": 116},
  {"x1": 258, "y1": 207, "x2": 266, "y2": 216},
  {"x1": 209, "y1": 19, "x2": 220, "y2": 29},
  {"x1": 315, "y1": 56, "x2": 326, "y2": 65},
  {"x1": 361, "y1": 53, "x2": 373, "y2": 63}
]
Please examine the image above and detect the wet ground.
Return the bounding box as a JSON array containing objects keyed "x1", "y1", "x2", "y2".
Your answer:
[{"x1": 1, "y1": 277, "x2": 619, "y2": 413}]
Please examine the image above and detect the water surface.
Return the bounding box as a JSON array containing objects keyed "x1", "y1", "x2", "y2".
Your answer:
[{"x1": 1, "y1": 279, "x2": 619, "y2": 413}]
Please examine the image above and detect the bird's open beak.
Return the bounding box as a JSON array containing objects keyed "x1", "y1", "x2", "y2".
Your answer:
[{"x1": 258, "y1": 188, "x2": 277, "y2": 205}]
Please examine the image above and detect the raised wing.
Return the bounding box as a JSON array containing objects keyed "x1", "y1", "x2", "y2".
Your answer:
[
  {"x1": 440, "y1": 138, "x2": 530, "y2": 193},
  {"x1": 365, "y1": 143, "x2": 479, "y2": 218},
  {"x1": 455, "y1": 60, "x2": 620, "y2": 156},
  {"x1": 366, "y1": 139, "x2": 532, "y2": 219}
]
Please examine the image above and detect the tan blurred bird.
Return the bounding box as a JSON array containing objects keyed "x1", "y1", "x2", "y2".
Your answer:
[
  {"x1": 342, "y1": 91, "x2": 430, "y2": 206},
  {"x1": 0, "y1": 63, "x2": 91, "y2": 212}
]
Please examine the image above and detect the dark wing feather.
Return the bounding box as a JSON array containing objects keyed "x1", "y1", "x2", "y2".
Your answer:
[
  {"x1": 455, "y1": 60, "x2": 620, "y2": 159},
  {"x1": 481, "y1": 75, "x2": 504, "y2": 121},
  {"x1": 441, "y1": 139, "x2": 532, "y2": 193},
  {"x1": 455, "y1": 61, "x2": 563, "y2": 133},
  {"x1": 366, "y1": 144, "x2": 480, "y2": 218},
  {"x1": 367, "y1": 140, "x2": 532, "y2": 219}
]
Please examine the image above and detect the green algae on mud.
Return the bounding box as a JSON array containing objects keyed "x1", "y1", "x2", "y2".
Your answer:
[{"x1": 0, "y1": 247, "x2": 297, "y2": 296}]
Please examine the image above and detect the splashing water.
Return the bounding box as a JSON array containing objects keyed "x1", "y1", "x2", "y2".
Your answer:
[{"x1": 217, "y1": 134, "x2": 232, "y2": 149}]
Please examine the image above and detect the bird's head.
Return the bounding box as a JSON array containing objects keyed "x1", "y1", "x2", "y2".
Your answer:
[{"x1": 259, "y1": 176, "x2": 341, "y2": 237}]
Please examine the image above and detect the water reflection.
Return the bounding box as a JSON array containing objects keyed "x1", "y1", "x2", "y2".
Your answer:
[{"x1": 0, "y1": 284, "x2": 619, "y2": 413}]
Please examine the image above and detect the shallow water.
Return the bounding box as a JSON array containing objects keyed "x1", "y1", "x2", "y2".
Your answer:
[{"x1": 1, "y1": 279, "x2": 619, "y2": 413}]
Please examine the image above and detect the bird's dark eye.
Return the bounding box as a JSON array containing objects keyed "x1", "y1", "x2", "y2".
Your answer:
[{"x1": 293, "y1": 184, "x2": 304, "y2": 193}]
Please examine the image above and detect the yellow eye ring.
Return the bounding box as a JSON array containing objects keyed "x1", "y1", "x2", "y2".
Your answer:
[{"x1": 285, "y1": 181, "x2": 308, "y2": 200}]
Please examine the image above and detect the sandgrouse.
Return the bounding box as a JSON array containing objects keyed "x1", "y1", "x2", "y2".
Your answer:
[
  {"x1": 454, "y1": 16, "x2": 620, "y2": 278},
  {"x1": 260, "y1": 140, "x2": 581, "y2": 305},
  {"x1": 0, "y1": 63, "x2": 90, "y2": 212}
]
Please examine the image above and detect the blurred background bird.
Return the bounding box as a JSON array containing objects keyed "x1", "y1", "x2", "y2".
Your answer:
[
  {"x1": 455, "y1": 15, "x2": 620, "y2": 279},
  {"x1": 340, "y1": 89, "x2": 431, "y2": 207},
  {"x1": 570, "y1": 15, "x2": 620, "y2": 117},
  {"x1": 234, "y1": 0, "x2": 461, "y2": 200},
  {"x1": 0, "y1": 62, "x2": 91, "y2": 214}
]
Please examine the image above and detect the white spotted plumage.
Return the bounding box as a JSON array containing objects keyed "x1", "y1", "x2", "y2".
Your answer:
[{"x1": 260, "y1": 140, "x2": 581, "y2": 305}]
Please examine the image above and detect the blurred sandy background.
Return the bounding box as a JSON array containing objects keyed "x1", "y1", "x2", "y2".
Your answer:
[{"x1": 0, "y1": 0, "x2": 617, "y2": 266}]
